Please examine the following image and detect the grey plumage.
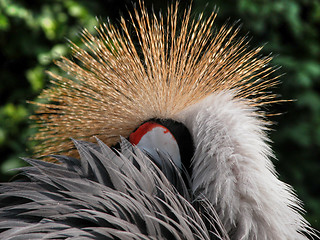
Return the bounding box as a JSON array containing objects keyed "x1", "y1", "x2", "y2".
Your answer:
[{"x1": 0, "y1": 138, "x2": 228, "y2": 239}]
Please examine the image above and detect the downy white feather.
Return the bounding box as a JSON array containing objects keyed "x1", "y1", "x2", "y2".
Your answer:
[{"x1": 176, "y1": 91, "x2": 311, "y2": 239}]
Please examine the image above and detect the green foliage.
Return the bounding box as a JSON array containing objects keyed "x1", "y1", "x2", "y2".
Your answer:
[
  {"x1": 0, "y1": 0, "x2": 98, "y2": 181},
  {"x1": 1, "y1": 0, "x2": 319, "y2": 233}
]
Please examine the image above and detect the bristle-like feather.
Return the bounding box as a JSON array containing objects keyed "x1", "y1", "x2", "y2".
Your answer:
[{"x1": 31, "y1": 2, "x2": 278, "y2": 157}]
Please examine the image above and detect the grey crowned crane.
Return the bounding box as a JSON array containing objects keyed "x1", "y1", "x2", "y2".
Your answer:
[{"x1": 0, "y1": 2, "x2": 317, "y2": 239}]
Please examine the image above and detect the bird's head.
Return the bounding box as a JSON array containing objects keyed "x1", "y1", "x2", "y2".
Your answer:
[{"x1": 30, "y1": 2, "x2": 312, "y2": 239}]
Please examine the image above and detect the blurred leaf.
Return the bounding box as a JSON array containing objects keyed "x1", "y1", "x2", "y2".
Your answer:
[
  {"x1": 0, "y1": 157, "x2": 24, "y2": 176},
  {"x1": 0, "y1": 128, "x2": 5, "y2": 146},
  {"x1": 0, "y1": 13, "x2": 9, "y2": 30},
  {"x1": 2, "y1": 103, "x2": 28, "y2": 122},
  {"x1": 297, "y1": 91, "x2": 320, "y2": 114},
  {"x1": 65, "y1": 1, "x2": 89, "y2": 18},
  {"x1": 27, "y1": 66, "x2": 45, "y2": 92}
]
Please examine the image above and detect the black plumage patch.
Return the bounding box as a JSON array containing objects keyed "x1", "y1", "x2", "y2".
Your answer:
[
  {"x1": 148, "y1": 118, "x2": 195, "y2": 174},
  {"x1": 125, "y1": 118, "x2": 195, "y2": 187}
]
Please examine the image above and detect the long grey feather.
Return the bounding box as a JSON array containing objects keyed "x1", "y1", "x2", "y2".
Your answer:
[{"x1": 0, "y1": 138, "x2": 228, "y2": 240}]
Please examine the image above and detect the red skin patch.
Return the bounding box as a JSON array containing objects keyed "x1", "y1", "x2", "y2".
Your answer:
[{"x1": 129, "y1": 122, "x2": 171, "y2": 145}]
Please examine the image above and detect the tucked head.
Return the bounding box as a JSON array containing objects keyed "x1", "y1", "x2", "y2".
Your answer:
[{"x1": 29, "y1": 2, "x2": 314, "y2": 239}]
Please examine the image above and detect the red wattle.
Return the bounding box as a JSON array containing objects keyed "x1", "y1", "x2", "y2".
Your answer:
[{"x1": 129, "y1": 122, "x2": 169, "y2": 145}]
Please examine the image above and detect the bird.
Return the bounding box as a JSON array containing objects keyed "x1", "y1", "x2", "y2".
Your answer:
[{"x1": 0, "y1": 1, "x2": 317, "y2": 239}]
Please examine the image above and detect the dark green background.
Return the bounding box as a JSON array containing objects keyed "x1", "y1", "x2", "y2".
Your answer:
[{"x1": 1, "y1": 0, "x2": 319, "y2": 234}]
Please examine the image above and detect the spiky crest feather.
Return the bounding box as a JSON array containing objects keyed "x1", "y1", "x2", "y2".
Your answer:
[{"x1": 32, "y1": 2, "x2": 278, "y2": 157}]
